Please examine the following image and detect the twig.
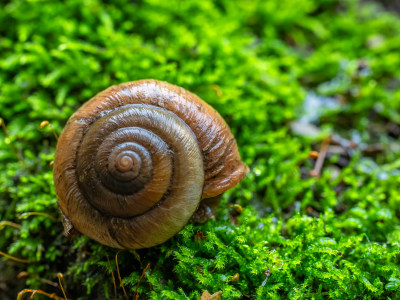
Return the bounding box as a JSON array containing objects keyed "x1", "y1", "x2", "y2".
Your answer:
[
  {"x1": 17, "y1": 289, "x2": 68, "y2": 300},
  {"x1": 261, "y1": 267, "x2": 271, "y2": 287},
  {"x1": 115, "y1": 251, "x2": 128, "y2": 299},
  {"x1": 40, "y1": 120, "x2": 59, "y2": 141},
  {"x1": 133, "y1": 264, "x2": 151, "y2": 299},
  {"x1": 310, "y1": 136, "x2": 331, "y2": 178},
  {"x1": 17, "y1": 272, "x2": 58, "y2": 287},
  {"x1": 18, "y1": 212, "x2": 57, "y2": 221},
  {"x1": 0, "y1": 221, "x2": 22, "y2": 230},
  {"x1": 0, "y1": 251, "x2": 30, "y2": 263},
  {"x1": 106, "y1": 254, "x2": 118, "y2": 300},
  {"x1": 57, "y1": 273, "x2": 67, "y2": 300}
]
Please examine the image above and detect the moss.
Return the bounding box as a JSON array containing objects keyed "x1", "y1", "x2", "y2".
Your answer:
[{"x1": 1, "y1": 0, "x2": 400, "y2": 299}]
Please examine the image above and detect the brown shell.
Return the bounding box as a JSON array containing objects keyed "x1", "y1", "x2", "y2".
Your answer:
[{"x1": 54, "y1": 79, "x2": 247, "y2": 249}]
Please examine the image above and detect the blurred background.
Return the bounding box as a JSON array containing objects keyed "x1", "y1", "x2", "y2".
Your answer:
[{"x1": 1, "y1": 0, "x2": 400, "y2": 299}]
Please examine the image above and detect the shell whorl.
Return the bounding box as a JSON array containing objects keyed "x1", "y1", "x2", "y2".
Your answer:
[{"x1": 54, "y1": 80, "x2": 247, "y2": 249}]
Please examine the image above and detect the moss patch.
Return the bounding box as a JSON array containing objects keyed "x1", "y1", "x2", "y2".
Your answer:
[{"x1": 0, "y1": 0, "x2": 399, "y2": 299}]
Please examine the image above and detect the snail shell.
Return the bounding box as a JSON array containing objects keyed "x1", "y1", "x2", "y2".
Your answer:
[{"x1": 54, "y1": 79, "x2": 247, "y2": 249}]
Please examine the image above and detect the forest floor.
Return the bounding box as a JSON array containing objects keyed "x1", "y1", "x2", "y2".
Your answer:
[{"x1": 1, "y1": 0, "x2": 400, "y2": 299}]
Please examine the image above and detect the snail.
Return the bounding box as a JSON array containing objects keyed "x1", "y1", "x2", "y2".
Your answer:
[{"x1": 53, "y1": 79, "x2": 248, "y2": 249}]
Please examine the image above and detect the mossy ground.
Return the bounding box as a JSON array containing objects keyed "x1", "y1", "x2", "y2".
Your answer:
[{"x1": 1, "y1": 0, "x2": 400, "y2": 299}]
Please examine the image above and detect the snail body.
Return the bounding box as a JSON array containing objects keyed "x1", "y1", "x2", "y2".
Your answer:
[{"x1": 54, "y1": 80, "x2": 247, "y2": 249}]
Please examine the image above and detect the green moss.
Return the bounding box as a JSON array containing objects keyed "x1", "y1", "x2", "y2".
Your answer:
[{"x1": 1, "y1": 0, "x2": 400, "y2": 299}]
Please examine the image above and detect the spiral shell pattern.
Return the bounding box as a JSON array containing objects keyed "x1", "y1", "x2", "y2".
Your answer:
[{"x1": 54, "y1": 80, "x2": 247, "y2": 249}]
